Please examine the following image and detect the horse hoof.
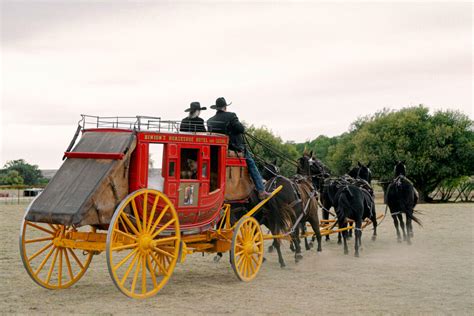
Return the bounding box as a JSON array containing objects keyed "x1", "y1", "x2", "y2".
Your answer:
[
  {"x1": 372, "y1": 236, "x2": 377, "y2": 241},
  {"x1": 309, "y1": 241, "x2": 314, "y2": 248},
  {"x1": 355, "y1": 252, "x2": 360, "y2": 258},
  {"x1": 397, "y1": 238, "x2": 402, "y2": 243},
  {"x1": 317, "y1": 247, "x2": 322, "y2": 252},
  {"x1": 213, "y1": 255, "x2": 221, "y2": 263},
  {"x1": 280, "y1": 263, "x2": 286, "y2": 268},
  {"x1": 344, "y1": 250, "x2": 349, "y2": 255},
  {"x1": 295, "y1": 254, "x2": 303, "y2": 262},
  {"x1": 325, "y1": 237, "x2": 330, "y2": 242},
  {"x1": 305, "y1": 246, "x2": 311, "y2": 251},
  {"x1": 268, "y1": 246, "x2": 274, "y2": 253},
  {"x1": 262, "y1": 257, "x2": 267, "y2": 263},
  {"x1": 337, "y1": 240, "x2": 342, "y2": 245}
]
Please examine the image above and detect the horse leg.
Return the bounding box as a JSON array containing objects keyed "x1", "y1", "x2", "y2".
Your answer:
[
  {"x1": 371, "y1": 214, "x2": 378, "y2": 241},
  {"x1": 347, "y1": 223, "x2": 353, "y2": 239},
  {"x1": 323, "y1": 208, "x2": 331, "y2": 241},
  {"x1": 354, "y1": 221, "x2": 362, "y2": 257},
  {"x1": 392, "y1": 214, "x2": 402, "y2": 242},
  {"x1": 337, "y1": 232, "x2": 342, "y2": 244},
  {"x1": 308, "y1": 212, "x2": 322, "y2": 252},
  {"x1": 272, "y1": 239, "x2": 286, "y2": 268},
  {"x1": 302, "y1": 222, "x2": 311, "y2": 251},
  {"x1": 398, "y1": 213, "x2": 407, "y2": 242},
  {"x1": 342, "y1": 229, "x2": 349, "y2": 255},
  {"x1": 293, "y1": 227, "x2": 303, "y2": 263},
  {"x1": 405, "y1": 212, "x2": 412, "y2": 245},
  {"x1": 407, "y1": 210, "x2": 414, "y2": 238}
]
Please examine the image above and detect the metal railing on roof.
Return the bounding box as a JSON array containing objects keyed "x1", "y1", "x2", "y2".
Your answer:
[{"x1": 80, "y1": 114, "x2": 222, "y2": 134}]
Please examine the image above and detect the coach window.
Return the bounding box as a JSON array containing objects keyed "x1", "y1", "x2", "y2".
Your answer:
[
  {"x1": 180, "y1": 148, "x2": 199, "y2": 179},
  {"x1": 210, "y1": 145, "x2": 220, "y2": 191},
  {"x1": 148, "y1": 144, "x2": 164, "y2": 191}
]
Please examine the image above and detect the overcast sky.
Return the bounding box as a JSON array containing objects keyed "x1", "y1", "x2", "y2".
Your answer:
[{"x1": 1, "y1": 1, "x2": 472, "y2": 169}]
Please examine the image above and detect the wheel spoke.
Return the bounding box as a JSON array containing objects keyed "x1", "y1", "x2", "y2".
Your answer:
[
  {"x1": 130, "y1": 254, "x2": 142, "y2": 293},
  {"x1": 58, "y1": 248, "x2": 63, "y2": 286},
  {"x1": 141, "y1": 254, "x2": 147, "y2": 294},
  {"x1": 146, "y1": 254, "x2": 158, "y2": 288},
  {"x1": 151, "y1": 218, "x2": 176, "y2": 239},
  {"x1": 120, "y1": 213, "x2": 140, "y2": 236},
  {"x1": 111, "y1": 243, "x2": 138, "y2": 252},
  {"x1": 34, "y1": 246, "x2": 56, "y2": 276},
  {"x1": 147, "y1": 195, "x2": 160, "y2": 232},
  {"x1": 152, "y1": 246, "x2": 176, "y2": 260},
  {"x1": 28, "y1": 242, "x2": 53, "y2": 262},
  {"x1": 150, "y1": 252, "x2": 169, "y2": 276},
  {"x1": 248, "y1": 257, "x2": 255, "y2": 275},
  {"x1": 131, "y1": 199, "x2": 143, "y2": 233},
  {"x1": 63, "y1": 248, "x2": 74, "y2": 281},
  {"x1": 118, "y1": 216, "x2": 129, "y2": 234},
  {"x1": 149, "y1": 205, "x2": 169, "y2": 235},
  {"x1": 113, "y1": 248, "x2": 139, "y2": 272},
  {"x1": 120, "y1": 251, "x2": 140, "y2": 285},
  {"x1": 152, "y1": 236, "x2": 178, "y2": 246},
  {"x1": 26, "y1": 222, "x2": 55, "y2": 235},
  {"x1": 25, "y1": 236, "x2": 54, "y2": 244},
  {"x1": 46, "y1": 247, "x2": 60, "y2": 284},
  {"x1": 113, "y1": 228, "x2": 136, "y2": 242},
  {"x1": 67, "y1": 248, "x2": 85, "y2": 270}
]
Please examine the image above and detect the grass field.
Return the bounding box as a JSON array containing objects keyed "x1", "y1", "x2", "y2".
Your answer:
[{"x1": 1, "y1": 203, "x2": 472, "y2": 315}]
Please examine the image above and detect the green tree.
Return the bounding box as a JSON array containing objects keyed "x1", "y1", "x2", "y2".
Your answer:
[
  {"x1": 0, "y1": 170, "x2": 24, "y2": 185},
  {"x1": 350, "y1": 106, "x2": 474, "y2": 201},
  {"x1": 3, "y1": 159, "x2": 45, "y2": 185},
  {"x1": 245, "y1": 125, "x2": 299, "y2": 177}
]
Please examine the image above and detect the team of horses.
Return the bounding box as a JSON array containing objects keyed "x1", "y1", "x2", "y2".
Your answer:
[{"x1": 235, "y1": 152, "x2": 422, "y2": 267}]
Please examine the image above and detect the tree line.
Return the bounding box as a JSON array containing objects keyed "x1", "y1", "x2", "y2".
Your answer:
[
  {"x1": 2, "y1": 105, "x2": 472, "y2": 202},
  {"x1": 246, "y1": 105, "x2": 474, "y2": 202}
]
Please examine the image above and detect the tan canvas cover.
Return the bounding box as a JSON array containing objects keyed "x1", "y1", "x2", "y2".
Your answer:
[
  {"x1": 224, "y1": 151, "x2": 254, "y2": 201},
  {"x1": 25, "y1": 131, "x2": 136, "y2": 227}
]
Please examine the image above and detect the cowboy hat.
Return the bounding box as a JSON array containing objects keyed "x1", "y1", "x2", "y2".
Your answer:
[
  {"x1": 210, "y1": 97, "x2": 232, "y2": 110},
  {"x1": 184, "y1": 101, "x2": 207, "y2": 112}
]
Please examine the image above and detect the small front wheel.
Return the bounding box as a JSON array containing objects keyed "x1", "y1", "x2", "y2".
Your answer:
[{"x1": 230, "y1": 216, "x2": 264, "y2": 282}]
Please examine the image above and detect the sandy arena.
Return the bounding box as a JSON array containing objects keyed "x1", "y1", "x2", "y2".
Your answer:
[{"x1": 1, "y1": 202, "x2": 472, "y2": 315}]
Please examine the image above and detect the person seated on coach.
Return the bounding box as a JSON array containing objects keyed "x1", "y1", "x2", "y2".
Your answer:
[
  {"x1": 180, "y1": 102, "x2": 207, "y2": 133},
  {"x1": 207, "y1": 97, "x2": 270, "y2": 200}
]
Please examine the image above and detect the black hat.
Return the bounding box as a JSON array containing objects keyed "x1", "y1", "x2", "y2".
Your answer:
[
  {"x1": 184, "y1": 102, "x2": 207, "y2": 112},
  {"x1": 210, "y1": 97, "x2": 232, "y2": 110}
]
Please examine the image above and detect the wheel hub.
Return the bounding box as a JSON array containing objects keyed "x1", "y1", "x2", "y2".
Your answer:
[{"x1": 139, "y1": 234, "x2": 153, "y2": 252}]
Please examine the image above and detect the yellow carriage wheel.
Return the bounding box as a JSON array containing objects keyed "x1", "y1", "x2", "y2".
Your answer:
[
  {"x1": 230, "y1": 216, "x2": 264, "y2": 282},
  {"x1": 19, "y1": 217, "x2": 94, "y2": 290},
  {"x1": 106, "y1": 189, "x2": 181, "y2": 299}
]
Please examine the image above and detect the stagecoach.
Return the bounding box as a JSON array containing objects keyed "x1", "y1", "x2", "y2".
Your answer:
[{"x1": 19, "y1": 115, "x2": 282, "y2": 299}]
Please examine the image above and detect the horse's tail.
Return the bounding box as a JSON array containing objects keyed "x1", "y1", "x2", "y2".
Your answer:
[
  {"x1": 407, "y1": 210, "x2": 423, "y2": 227},
  {"x1": 265, "y1": 197, "x2": 293, "y2": 235}
]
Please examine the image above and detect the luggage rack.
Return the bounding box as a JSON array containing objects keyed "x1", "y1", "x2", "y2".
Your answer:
[{"x1": 80, "y1": 114, "x2": 215, "y2": 133}]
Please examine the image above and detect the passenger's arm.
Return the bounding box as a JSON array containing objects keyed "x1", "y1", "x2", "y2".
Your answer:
[{"x1": 230, "y1": 113, "x2": 245, "y2": 134}]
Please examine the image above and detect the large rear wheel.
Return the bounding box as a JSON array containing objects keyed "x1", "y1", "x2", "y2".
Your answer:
[
  {"x1": 19, "y1": 218, "x2": 93, "y2": 289},
  {"x1": 230, "y1": 216, "x2": 264, "y2": 282},
  {"x1": 106, "y1": 189, "x2": 180, "y2": 299}
]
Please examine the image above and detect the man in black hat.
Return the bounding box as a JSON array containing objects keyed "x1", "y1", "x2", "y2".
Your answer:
[
  {"x1": 207, "y1": 97, "x2": 270, "y2": 199},
  {"x1": 180, "y1": 102, "x2": 207, "y2": 133}
]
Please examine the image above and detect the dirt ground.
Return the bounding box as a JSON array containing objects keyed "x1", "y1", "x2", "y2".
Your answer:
[{"x1": 1, "y1": 203, "x2": 472, "y2": 315}]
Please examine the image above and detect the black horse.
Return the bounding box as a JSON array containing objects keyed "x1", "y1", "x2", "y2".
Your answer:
[
  {"x1": 327, "y1": 178, "x2": 377, "y2": 257},
  {"x1": 385, "y1": 161, "x2": 422, "y2": 244}
]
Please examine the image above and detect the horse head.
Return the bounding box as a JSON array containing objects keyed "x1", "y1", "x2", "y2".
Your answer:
[
  {"x1": 394, "y1": 160, "x2": 406, "y2": 177},
  {"x1": 357, "y1": 161, "x2": 372, "y2": 184},
  {"x1": 262, "y1": 159, "x2": 280, "y2": 180}
]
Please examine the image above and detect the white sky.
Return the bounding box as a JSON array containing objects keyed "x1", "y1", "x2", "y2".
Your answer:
[{"x1": 1, "y1": 1, "x2": 472, "y2": 169}]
